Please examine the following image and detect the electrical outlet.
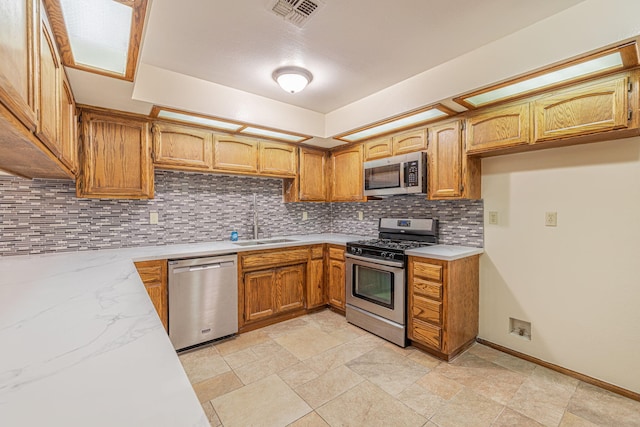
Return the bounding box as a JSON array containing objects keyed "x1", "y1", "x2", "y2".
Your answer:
[
  {"x1": 358, "y1": 211, "x2": 364, "y2": 221},
  {"x1": 488, "y1": 211, "x2": 498, "y2": 225},
  {"x1": 545, "y1": 211, "x2": 557, "y2": 227},
  {"x1": 302, "y1": 211, "x2": 308, "y2": 221},
  {"x1": 149, "y1": 212, "x2": 159, "y2": 225}
]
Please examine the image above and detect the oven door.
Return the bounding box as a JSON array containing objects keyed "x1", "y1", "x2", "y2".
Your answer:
[{"x1": 345, "y1": 254, "x2": 405, "y2": 325}]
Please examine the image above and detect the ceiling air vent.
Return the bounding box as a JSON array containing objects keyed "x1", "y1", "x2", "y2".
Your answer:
[{"x1": 269, "y1": 0, "x2": 325, "y2": 28}]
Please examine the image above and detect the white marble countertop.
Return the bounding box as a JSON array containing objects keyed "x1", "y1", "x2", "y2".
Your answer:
[
  {"x1": 0, "y1": 233, "x2": 481, "y2": 426},
  {"x1": 0, "y1": 233, "x2": 364, "y2": 427},
  {"x1": 405, "y1": 245, "x2": 484, "y2": 261}
]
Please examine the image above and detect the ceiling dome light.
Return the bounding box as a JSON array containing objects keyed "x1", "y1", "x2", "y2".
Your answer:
[{"x1": 272, "y1": 66, "x2": 313, "y2": 94}]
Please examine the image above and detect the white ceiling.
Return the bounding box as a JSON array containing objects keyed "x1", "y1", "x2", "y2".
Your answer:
[{"x1": 140, "y1": 0, "x2": 586, "y2": 114}]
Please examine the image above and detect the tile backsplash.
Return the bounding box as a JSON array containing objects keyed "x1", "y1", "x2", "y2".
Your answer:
[{"x1": 0, "y1": 171, "x2": 482, "y2": 256}]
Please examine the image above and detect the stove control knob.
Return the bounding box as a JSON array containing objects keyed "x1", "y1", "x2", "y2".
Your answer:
[
  {"x1": 351, "y1": 247, "x2": 362, "y2": 255},
  {"x1": 386, "y1": 253, "x2": 395, "y2": 260}
]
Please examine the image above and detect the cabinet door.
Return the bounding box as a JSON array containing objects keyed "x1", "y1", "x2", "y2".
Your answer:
[
  {"x1": 276, "y1": 264, "x2": 305, "y2": 313},
  {"x1": 78, "y1": 111, "x2": 154, "y2": 199},
  {"x1": 428, "y1": 121, "x2": 463, "y2": 199},
  {"x1": 299, "y1": 146, "x2": 326, "y2": 201},
  {"x1": 152, "y1": 123, "x2": 213, "y2": 171},
  {"x1": 259, "y1": 141, "x2": 297, "y2": 176},
  {"x1": 534, "y1": 75, "x2": 629, "y2": 143},
  {"x1": 213, "y1": 136, "x2": 258, "y2": 173},
  {"x1": 364, "y1": 137, "x2": 393, "y2": 161},
  {"x1": 244, "y1": 269, "x2": 276, "y2": 322},
  {"x1": 0, "y1": 0, "x2": 38, "y2": 131},
  {"x1": 393, "y1": 129, "x2": 427, "y2": 155},
  {"x1": 328, "y1": 258, "x2": 345, "y2": 310},
  {"x1": 330, "y1": 145, "x2": 364, "y2": 202},
  {"x1": 307, "y1": 247, "x2": 325, "y2": 309},
  {"x1": 466, "y1": 102, "x2": 530, "y2": 154},
  {"x1": 134, "y1": 260, "x2": 168, "y2": 332},
  {"x1": 59, "y1": 77, "x2": 77, "y2": 174},
  {"x1": 36, "y1": 10, "x2": 61, "y2": 156}
]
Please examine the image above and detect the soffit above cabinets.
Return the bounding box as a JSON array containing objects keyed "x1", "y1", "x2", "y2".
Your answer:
[{"x1": 55, "y1": 0, "x2": 640, "y2": 148}]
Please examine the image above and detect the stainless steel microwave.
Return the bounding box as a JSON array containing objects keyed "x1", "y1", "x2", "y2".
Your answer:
[
  {"x1": 363, "y1": 152, "x2": 427, "y2": 196},
  {"x1": 364, "y1": 151, "x2": 427, "y2": 196}
]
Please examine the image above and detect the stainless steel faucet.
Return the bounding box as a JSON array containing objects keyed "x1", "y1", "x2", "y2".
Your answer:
[{"x1": 252, "y1": 193, "x2": 259, "y2": 240}]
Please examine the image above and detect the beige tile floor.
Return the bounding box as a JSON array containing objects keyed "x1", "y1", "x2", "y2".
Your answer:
[{"x1": 179, "y1": 310, "x2": 640, "y2": 427}]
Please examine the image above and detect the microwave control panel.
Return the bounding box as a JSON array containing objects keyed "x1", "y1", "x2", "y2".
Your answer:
[{"x1": 406, "y1": 160, "x2": 419, "y2": 186}]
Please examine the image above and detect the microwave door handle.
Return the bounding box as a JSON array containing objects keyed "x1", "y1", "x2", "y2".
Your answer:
[{"x1": 402, "y1": 163, "x2": 409, "y2": 186}]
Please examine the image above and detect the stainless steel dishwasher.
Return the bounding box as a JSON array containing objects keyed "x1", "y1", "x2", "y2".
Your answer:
[{"x1": 168, "y1": 254, "x2": 238, "y2": 351}]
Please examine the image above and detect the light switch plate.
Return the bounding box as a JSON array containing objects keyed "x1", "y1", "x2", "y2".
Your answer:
[
  {"x1": 149, "y1": 212, "x2": 159, "y2": 225},
  {"x1": 545, "y1": 211, "x2": 557, "y2": 227},
  {"x1": 358, "y1": 211, "x2": 364, "y2": 221},
  {"x1": 302, "y1": 211, "x2": 308, "y2": 221},
  {"x1": 488, "y1": 211, "x2": 498, "y2": 225}
]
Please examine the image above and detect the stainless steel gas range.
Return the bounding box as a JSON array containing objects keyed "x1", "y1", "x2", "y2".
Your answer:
[{"x1": 345, "y1": 218, "x2": 438, "y2": 347}]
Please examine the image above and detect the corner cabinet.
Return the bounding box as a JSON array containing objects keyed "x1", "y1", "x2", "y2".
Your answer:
[
  {"x1": 428, "y1": 120, "x2": 480, "y2": 200},
  {"x1": 134, "y1": 260, "x2": 168, "y2": 332},
  {"x1": 330, "y1": 144, "x2": 364, "y2": 202},
  {"x1": 152, "y1": 122, "x2": 213, "y2": 172},
  {"x1": 408, "y1": 255, "x2": 479, "y2": 361},
  {"x1": 77, "y1": 110, "x2": 154, "y2": 199}
]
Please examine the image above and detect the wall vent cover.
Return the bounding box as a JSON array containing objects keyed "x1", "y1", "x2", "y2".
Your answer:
[{"x1": 269, "y1": 0, "x2": 325, "y2": 28}]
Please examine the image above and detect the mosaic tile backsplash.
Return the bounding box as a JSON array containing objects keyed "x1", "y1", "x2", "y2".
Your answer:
[{"x1": 0, "y1": 171, "x2": 482, "y2": 256}]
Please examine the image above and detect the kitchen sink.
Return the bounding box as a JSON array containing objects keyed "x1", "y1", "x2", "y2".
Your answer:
[{"x1": 233, "y1": 238, "x2": 299, "y2": 247}]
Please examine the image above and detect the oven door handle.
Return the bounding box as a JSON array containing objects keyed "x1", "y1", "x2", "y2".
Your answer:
[{"x1": 345, "y1": 253, "x2": 405, "y2": 268}]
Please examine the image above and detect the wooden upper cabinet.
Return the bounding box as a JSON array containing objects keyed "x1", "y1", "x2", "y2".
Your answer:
[
  {"x1": 466, "y1": 102, "x2": 531, "y2": 155},
  {"x1": 299, "y1": 146, "x2": 327, "y2": 201},
  {"x1": 213, "y1": 135, "x2": 259, "y2": 173},
  {"x1": 152, "y1": 122, "x2": 213, "y2": 171},
  {"x1": 534, "y1": 75, "x2": 630, "y2": 143},
  {"x1": 429, "y1": 120, "x2": 480, "y2": 200},
  {"x1": 364, "y1": 137, "x2": 393, "y2": 161},
  {"x1": 330, "y1": 144, "x2": 364, "y2": 202},
  {"x1": 36, "y1": 6, "x2": 61, "y2": 156},
  {"x1": 0, "y1": 0, "x2": 38, "y2": 132},
  {"x1": 393, "y1": 129, "x2": 428, "y2": 155},
  {"x1": 428, "y1": 121, "x2": 463, "y2": 199},
  {"x1": 77, "y1": 110, "x2": 154, "y2": 199},
  {"x1": 259, "y1": 141, "x2": 297, "y2": 177},
  {"x1": 59, "y1": 77, "x2": 77, "y2": 174}
]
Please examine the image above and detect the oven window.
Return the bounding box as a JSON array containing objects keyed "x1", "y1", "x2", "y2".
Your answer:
[
  {"x1": 353, "y1": 264, "x2": 394, "y2": 309},
  {"x1": 365, "y1": 164, "x2": 400, "y2": 190}
]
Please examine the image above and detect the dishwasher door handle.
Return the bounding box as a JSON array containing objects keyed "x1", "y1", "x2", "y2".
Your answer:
[{"x1": 172, "y1": 261, "x2": 234, "y2": 274}]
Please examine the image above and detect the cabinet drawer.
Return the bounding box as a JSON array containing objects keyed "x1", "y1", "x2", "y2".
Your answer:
[
  {"x1": 413, "y1": 295, "x2": 442, "y2": 325},
  {"x1": 310, "y1": 245, "x2": 324, "y2": 259},
  {"x1": 413, "y1": 261, "x2": 442, "y2": 282},
  {"x1": 242, "y1": 249, "x2": 309, "y2": 270},
  {"x1": 413, "y1": 277, "x2": 442, "y2": 300},
  {"x1": 411, "y1": 319, "x2": 442, "y2": 350},
  {"x1": 329, "y1": 247, "x2": 345, "y2": 260}
]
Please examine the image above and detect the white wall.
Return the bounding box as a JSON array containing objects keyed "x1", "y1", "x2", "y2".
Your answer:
[{"x1": 480, "y1": 137, "x2": 640, "y2": 393}]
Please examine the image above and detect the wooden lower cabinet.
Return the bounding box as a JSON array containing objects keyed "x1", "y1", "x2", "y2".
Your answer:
[
  {"x1": 307, "y1": 245, "x2": 326, "y2": 308},
  {"x1": 408, "y1": 255, "x2": 479, "y2": 360},
  {"x1": 244, "y1": 269, "x2": 277, "y2": 322},
  {"x1": 327, "y1": 245, "x2": 346, "y2": 311},
  {"x1": 134, "y1": 260, "x2": 168, "y2": 332}
]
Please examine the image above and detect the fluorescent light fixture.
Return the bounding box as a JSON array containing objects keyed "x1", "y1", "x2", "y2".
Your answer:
[
  {"x1": 458, "y1": 49, "x2": 631, "y2": 108},
  {"x1": 338, "y1": 107, "x2": 450, "y2": 142},
  {"x1": 153, "y1": 107, "x2": 311, "y2": 143},
  {"x1": 59, "y1": 0, "x2": 132, "y2": 74},
  {"x1": 240, "y1": 127, "x2": 306, "y2": 143},
  {"x1": 273, "y1": 66, "x2": 313, "y2": 93},
  {"x1": 157, "y1": 110, "x2": 243, "y2": 132}
]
